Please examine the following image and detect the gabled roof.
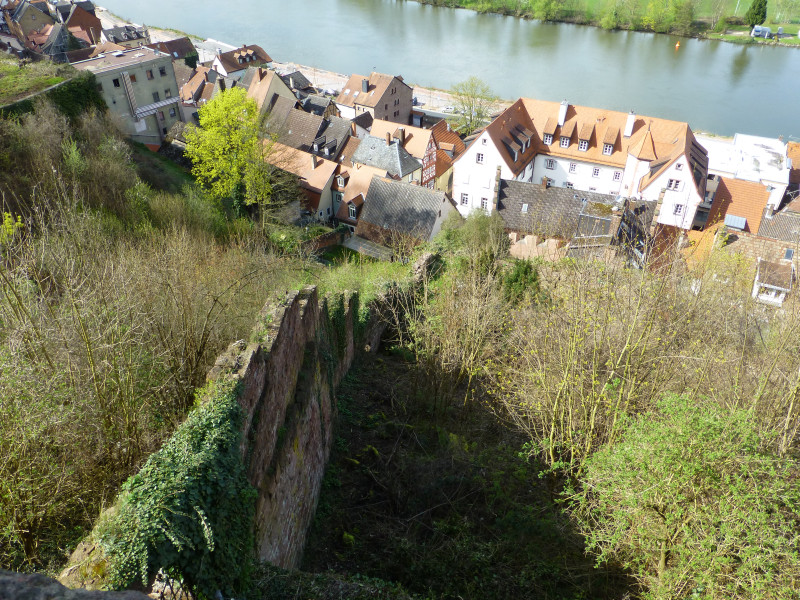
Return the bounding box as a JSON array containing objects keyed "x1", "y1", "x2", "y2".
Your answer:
[
  {"x1": 103, "y1": 24, "x2": 147, "y2": 44},
  {"x1": 338, "y1": 136, "x2": 361, "y2": 167},
  {"x1": 497, "y1": 179, "x2": 619, "y2": 239},
  {"x1": 484, "y1": 98, "x2": 538, "y2": 176},
  {"x1": 430, "y1": 120, "x2": 466, "y2": 158},
  {"x1": 301, "y1": 94, "x2": 333, "y2": 117},
  {"x1": 369, "y1": 119, "x2": 433, "y2": 161},
  {"x1": 351, "y1": 111, "x2": 373, "y2": 130},
  {"x1": 245, "y1": 68, "x2": 282, "y2": 111},
  {"x1": 757, "y1": 207, "x2": 800, "y2": 242},
  {"x1": 146, "y1": 36, "x2": 195, "y2": 60},
  {"x1": 351, "y1": 135, "x2": 421, "y2": 179},
  {"x1": 357, "y1": 177, "x2": 448, "y2": 242},
  {"x1": 265, "y1": 142, "x2": 338, "y2": 209},
  {"x1": 213, "y1": 43, "x2": 271, "y2": 75},
  {"x1": 316, "y1": 115, "x2": 352, "y2": 160},
  {"x1": 630, "y1": 128, "x2": 657, "y2": 161},
  {"x1": 336, "y1": 72, "x2": 409, "y2": 109},
  {"x1": 334, "y1": 164, "x2": 388, "y2": 222},
  {"x1": 64, "y1": 4, "x2": 100, "y2": 43},
  {"x1": 270, "y1": 108, "x2": 324, "y2": 152},
  {"x1": 706, "y1": 176, "x2": 770, "y2": 234},
  {"x1": 280, "y1": 70, "x2": 312, "y2": 91},
  {"x1": 180, "y1": 65, "x2": 211, "y2": 102}
]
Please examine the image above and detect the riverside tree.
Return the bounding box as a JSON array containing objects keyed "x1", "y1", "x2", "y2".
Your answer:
[
  {"x1": 449, "y1": 76, "x2": 497, "y2": 135},
  {"x1": 745, "y1": 0, "x2": 768, "y2": 25},
  {"x1": 185, "y1": 87, "x2": 274, "y2": 212},
  {"x1": 572, "y1": 395, "x2": 800, "y2": 600}
]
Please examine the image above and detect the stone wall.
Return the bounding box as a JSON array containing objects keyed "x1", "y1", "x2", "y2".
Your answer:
[{"x1": 206, "y1": 286, "x2": 356, "y2": 568}]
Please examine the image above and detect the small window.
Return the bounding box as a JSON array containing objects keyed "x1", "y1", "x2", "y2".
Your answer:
[
  {"x1": 673, "y1": 204, "x2": 684, "y2": 215},
  {"x1": 543, "y1": 133, "x2": 553, "y2": 145},
  {"x1": 158, "y1": 110, "x2": 165, "y2": 121},
  {"x1": 169, "y1": 107, "x2": 176, "y2": 118},
  {"x1": 129, "y1": 74, "x2": 137, "y2": 83},
  {"x1": 384, "y1": 103, "x2": 388, "y2": 110},
  {"x1": 113, "y1": 78, "x2": 120, "y2": 88},
  {"x1": 603, "y1": 143, "x2": 613, "y2": 155},
  {"x1": 569, "y1": 162, "x2": 577, "y2": 173},
  {"x1": 146, "y1": 69, "x2": 154, "y2": 80},
  {"x1": 592, "y1": 167, "x2": 600, "y2": 177},
  {"x1": 675, "y1": 163, "x2": 683, "y2": 171},
  {"x1": 162, "y1": 127, "x2": 167, "y2": 135},
  {"x1": 327, "y1": 208, "x2": 330, "y2": 215},
  {"x1": 667, "y1": 178, "x2": 681, "y2": 191},
  {"x1": 460, "y1": 193, "x2": 469, "y2": 206},
  {"x1": 785, "y1": 248, "x2": 794, "y2": 260},
  {"x1": 165, "y1": 89, "x2": 172, "y2": 98},
  {"x1": 481, "y1": 138, "x2": 487, "y2": 145},
  {"x1": 521, "y1": 203, "x2": 529, "y2": 213},
  {"x1": 613, "y1": 171, "x2": 622, "y2": 182},
  {"x1": 579, "y1": 140, "x2": 589, "y2": 151},
  {"x1": 153, "y1": 91, "x2": 160, "y2": 102},
  {"x1": 476, "y1": 153, "x2": 484, "y2": 164},
  {"x1": 349, "y1": 204, "x2": 357, "y2": 219},
  {"x1": 565, "y1": 182, "x2": 574, "y2": 189},
  {"x1": 159, "y1": 66, "x2": 166, "y2": 76},
  {"x1": 560, "y1": 136, "x2": 569, "y2": 148},
  {"x1": 545, "y1": 159, "x2": 555, "y2": 170},
  {"x1": 481, "y1": 198, "x2": 489, "y2": 210}
]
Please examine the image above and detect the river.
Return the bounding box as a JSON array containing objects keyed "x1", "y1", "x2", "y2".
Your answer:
[{"x1": 97, "y1": 0, "x2": 799, "y2": 138}]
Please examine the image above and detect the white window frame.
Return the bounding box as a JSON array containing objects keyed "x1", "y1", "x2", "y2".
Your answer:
[
  {"x1": 603, "y1": 143, "x2": 613, "y2": 155},
  {"x1": 565, "y1": 182, "x2": 574, "y2": 189},
  {"x1": 673, "y1": 203, "x2": 684, "y2": 215},
  {"x1": 569, "y1": 163, "x2": 577, "y2": 173},
  {"x1": 349, "y1": 204, "x2": 357, "y2": 219},
  {"x1": 592, "y1": 167, "x2": 600, "y2": 178},
  {"x1": 560, "y1": 136, "x2": 569, "y2": 148},
  {"x1": 544, "y1": 133, "x2": 553, "y2": 145},
  {"x1": 460, "y1": 193, "x2": 469, "y2": 206},
  {"x1": 667, "y1": 178, "x2": 681, "y2": 191},
  {"x1": 613, "y1": 171, "x2": 622, "y2": 182},
  {"x1": 545, "y1": 158, "x2": 556, "y2": 170},
  {"x1": 579, "y1": 140, "x2": 589, "y2": 152},
  {"x1": 675, "y1": 163, "x2": 683, "y2": 171},
  {"x1": 476, "y1": 153, "x2": 484, "y2": 164},
  {"x1": 480, "y1": 197, "x2": 489, "y2": 210}
]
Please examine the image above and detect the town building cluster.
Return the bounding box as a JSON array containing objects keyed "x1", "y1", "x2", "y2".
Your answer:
[{"x1": 2, "y1": 0, "x2": 798, "y2": 303}]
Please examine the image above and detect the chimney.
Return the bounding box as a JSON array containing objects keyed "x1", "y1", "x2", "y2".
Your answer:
[
  {"x1": 361, "y1": 78, "x2": 368, "y2": 93},
  {"x1": 624, "y1": 110, "x2": 636, "y2": 138},
  {"x1": 351, "y1": 122, "x2": 357, "y2": 136},
  {"x1": 289, "y1": 75, "x2": 294, "y2": 89},
  {"x1": 311, "y1": 154, "x2": 319, "y2": 169},
  {"x1": 493, "y1": 166, "x2": 502, "y2": 211},
  {"x1": 397, "y1": 127, "x2": 405, "y2": 144},
  {"x1": 541, "y1": 176, "x2": 550, "y2": 189},
  {"x1": 216, "y1": 47, "x2": 221, "y2": 56},
  {"x1": 558, "y1": 100, "x2": 568, "y2": 127},
  {"x1": 765, "y1": 205, "x2": 774, "y2": 219},
  {"x1": 385, "y1": 132, "x2": 391, "y2": 146}
]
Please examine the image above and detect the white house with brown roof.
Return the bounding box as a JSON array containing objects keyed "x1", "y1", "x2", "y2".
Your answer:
[
  {"x1": 265, "y1": 142, "x2": 338, "y2": 221},
  {"x1": 210, "y1": 44, "x2": 271, "y2": 79},
  {"x1": 453, "y1": 98, "x2": 709, "y2": 231},
  {"x1": 335, "y1": 72, "x2": 412, "y2": 124}
]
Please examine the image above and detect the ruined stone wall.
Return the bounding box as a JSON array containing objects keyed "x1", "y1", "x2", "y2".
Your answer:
[{"x1": 206, "y1": 286, "x2": 356, "y2": 568}]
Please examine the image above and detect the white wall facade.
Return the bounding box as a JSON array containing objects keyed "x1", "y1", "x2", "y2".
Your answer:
[
  {"x1": 451, "y1": 131, "x2": 533, "y2": 217},
  {"x1": 531, "y1": 155, "x2": 625, "y2": 196},
  {"x1": 638, "y1": 156, "x2": 703, "y2": 229}
]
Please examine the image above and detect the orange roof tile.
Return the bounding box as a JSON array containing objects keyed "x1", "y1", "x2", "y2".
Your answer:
[
  {"x1": 336, "y1": 72, "x2": 409, "y2": 109},
  {"x1": 484, "y1": 98, "x2": 538, "y2": 176},
  {"x1": 369, "y1": 119, "x2": 433, "y2": 161},
  {"x1": 706, "y1": 176, "x2": 770, "y2": 234}
]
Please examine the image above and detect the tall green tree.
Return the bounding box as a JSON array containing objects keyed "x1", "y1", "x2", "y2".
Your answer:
[
  {"x1": 572, "y1": 395, "x2": 800, "y2": 600},
  {"x1": 449, "y1": 76, "x2": 497, "y2": 135},
  {"x1": 185, "y1": 87, "x2": 269, "y2": 207},
  {"x1": 745, "y1": 0, "x2": 768, "y2": 25}
]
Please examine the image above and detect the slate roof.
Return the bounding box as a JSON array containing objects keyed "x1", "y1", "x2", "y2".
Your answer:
[
  {"x1": 351, "y1": 135, "x2": 421, "y2": 179},
  {"x1": 280, "y1": 70, "x2": 312, "y2": 91},
  {"x1": 357, "y1": 177, "x2": 448, "y2": 242},
  {"x1": 103, "y1": 25, "x2": 148, "y2": 44},
  {"x1": 351, "y1": 111, "x2": 373, "y2": 131},
  {"x1": 497, "y1": 180, "x2": 619, "y2": 239},
  {"x1": 757, "y1": 208, "x2": 800, "y2": 243},
  {"x1": 301, "y1": 94, "x2": 332, "y2": 116},
  {"x1": 315, "y1": 115, "x2": 351, "y2": 159},
  {"x1": 146, "y1": 37, "x2": 195, "y2": 60},
  {"x1": 370, "y1": 119, "x2": 433, "y2": 161},
  {"x1": 273, "y1": 108, "x2": 324, "y2": 152}
]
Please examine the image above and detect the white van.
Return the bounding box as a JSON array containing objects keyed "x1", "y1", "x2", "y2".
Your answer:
[{"x1": 751, "y1": 25, "x2": 772, "y2": 38}]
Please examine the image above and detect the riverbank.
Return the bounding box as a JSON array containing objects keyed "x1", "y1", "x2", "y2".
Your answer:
[{"x1": 406, "y1": 0, "x2": 800, "y2": 48}]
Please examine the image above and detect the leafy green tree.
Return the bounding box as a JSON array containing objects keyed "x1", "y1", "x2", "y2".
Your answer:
[
  {"x1": 745, "y1": 0, "x2": 768, "y2": 25},
  {"x1": 449, "y1": 77, "x2": 497, "y2": 135},
  {"x1": 572, "y1": 395, "x2": 800, "y2": 600},
  {"x1": 185, "y1": 87, "x2": 269, "y2": 208}
]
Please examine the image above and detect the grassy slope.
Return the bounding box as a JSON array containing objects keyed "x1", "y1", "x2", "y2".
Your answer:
[{"x1": 0, "y1": 55, "x2": 72, "y2": 106}]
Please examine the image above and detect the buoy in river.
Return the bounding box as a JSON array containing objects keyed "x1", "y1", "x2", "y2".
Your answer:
[{"x1": 675, "y1": 41, "x2": 680, "y2": 49}]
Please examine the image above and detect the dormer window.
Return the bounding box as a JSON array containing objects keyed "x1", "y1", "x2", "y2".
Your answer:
[
  {"x1": 337, "y1": 176, "x2": 345, "y2": 187},
  {"x1": 603, "y1": 143, "x2": 613, "y2": 155},
  {"x1": 560, "y1": 136, "x2": 569, "y2": 148},
  {"x1": 579, "y1": 140, "x2": 589, "y2": 151},
  {"x1": 544, "y1": 134, "x2": 553, "y2": 145}
]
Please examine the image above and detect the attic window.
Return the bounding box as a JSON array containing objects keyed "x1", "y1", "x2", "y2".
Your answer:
[
  {"x1": 349, "y1": 204, "x2": 357, "y2": 219},
  {"x1": 785, "y1": 248, "x2": 794, "y2": 260},
  {"x1": 675, "y1": 163, "x2": 683, "y2": 170},
  {"x1": 344, "y1": 88, "x2": 350, "y2": 94},
  {"x1": 521, "y1": 203, "x2": 529, "y2": 213},
  {"x1": 579, "y1": 140, "x2": 589, "y2": 151},
  {"x1": 544, "y1": 134, "x2": 553, "y2": 145},
  {"x1": 603, "y1": 143, "x2": 613, "y2": 155},
  {"x1": 337, "y1": 176, "x2": 344, "y2": 186},
  {"x1": 560, "y1": 136, "x2": 569, "y2": 148}
]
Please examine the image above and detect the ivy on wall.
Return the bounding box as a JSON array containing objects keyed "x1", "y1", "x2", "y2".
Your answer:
[{"x1": 98, "y1": 379, "x2": 256, "y2": 598}]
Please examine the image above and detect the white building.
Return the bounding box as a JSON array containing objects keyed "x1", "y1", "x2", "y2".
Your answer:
[{"x1": 452, "y1": 98, "x2": 709, "y2": 231}]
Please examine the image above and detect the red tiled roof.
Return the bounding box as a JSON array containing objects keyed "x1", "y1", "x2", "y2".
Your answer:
[{"x1": 706, "y1": 176, "x2": 770, "y2": 234}]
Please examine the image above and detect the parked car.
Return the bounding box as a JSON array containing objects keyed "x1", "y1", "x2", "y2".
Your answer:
[
  {"x1": 442, "y1": 105, "x2": 455, "y2": 113},
  {"x1": 751, "y1": 25, "x2": 772, "y2": 38}
]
